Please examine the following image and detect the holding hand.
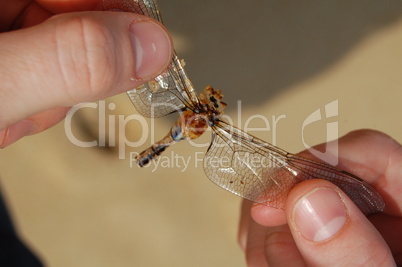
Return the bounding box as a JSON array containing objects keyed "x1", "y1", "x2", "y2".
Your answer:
[
  {"x1": 239, "y1": 129, "x2": 401, "y2": 266},
  {"x1": 0, "y1": 0, "x2": 173, "y2": 147}
]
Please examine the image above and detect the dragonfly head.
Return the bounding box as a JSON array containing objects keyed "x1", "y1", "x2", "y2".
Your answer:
[{"x1": 199, "y1": 85, "x2": 227, "y2": 115}]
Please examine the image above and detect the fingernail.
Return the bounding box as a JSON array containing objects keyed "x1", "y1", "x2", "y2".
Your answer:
[
  {"x1": 0, "y1": 120, "x2": 37, "y2": 148},
  {"x1": 293, "y1": 188, "x2": 347, "y2": 242},
  {"x1": 129, "y1": 20, "x2": 172, "y2": 80}
]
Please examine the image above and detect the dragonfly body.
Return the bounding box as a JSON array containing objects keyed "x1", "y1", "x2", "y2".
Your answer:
[
  {"x1": 137, "y1": 86, "x2": 226, "y2": 166},
  {"x1": 101, "y1": 0, "x2": 385, "y2": 215}
]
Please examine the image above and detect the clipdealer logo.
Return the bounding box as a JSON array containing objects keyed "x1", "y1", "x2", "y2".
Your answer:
[{"x1": 64, "y1": 99, "x2": 339, "y2": 169}]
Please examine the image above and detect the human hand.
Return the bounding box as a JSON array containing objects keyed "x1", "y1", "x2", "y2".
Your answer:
[
  {"x1": 238, "y1": 129, "x2": 401, "y2": 266},
  {"x1": 0, "y1": 0, "x2": 173, "y2": 147}
]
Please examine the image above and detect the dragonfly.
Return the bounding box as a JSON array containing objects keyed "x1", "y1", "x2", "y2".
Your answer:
[{"x1": 101, "y1": 0, "x2": 385, "y2": 215}]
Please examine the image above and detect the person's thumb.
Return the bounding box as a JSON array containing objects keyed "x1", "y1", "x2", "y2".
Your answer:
[
  {"x1": 286, "y1": 179, "x2": 395, "y2": 266},
  {"x1": 0, "y1": 11, "x2": 172, "y2": 130}
]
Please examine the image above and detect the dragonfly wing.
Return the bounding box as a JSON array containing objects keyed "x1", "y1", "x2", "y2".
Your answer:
[
  {"x1": 101, "y1": 0, "x2": 193, "y2": 118},
  {"x1": 206, "y1": 121, "x2": 384, "y2": 214},
  {"x1": 286, "y1": 155, "x2": 385, "y2": 215},
  {"x1": 204, "y1": 122, "x2": 298, "y2": 209},
  {"x1": 101, "y1": 0, "x2": 163, "y2": 22},
  {"x1": 126, "y1": 56, "x2": 189, "y2": 118}
]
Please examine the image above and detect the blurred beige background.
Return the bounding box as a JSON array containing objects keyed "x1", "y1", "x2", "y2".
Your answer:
[{"x1": 1, "y1": 1, "x2": 402, "y2": 266}]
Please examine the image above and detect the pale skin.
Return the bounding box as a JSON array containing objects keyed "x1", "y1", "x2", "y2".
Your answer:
[{"x1": 1, "y1": 1, "x2": 401, "y2": 266}]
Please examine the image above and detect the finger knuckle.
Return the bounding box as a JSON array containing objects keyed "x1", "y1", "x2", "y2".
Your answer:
[{"x1": 52, "y1": 15, "x2": 117, "y2": 102}]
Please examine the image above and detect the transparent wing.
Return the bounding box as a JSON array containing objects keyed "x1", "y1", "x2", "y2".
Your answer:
[
  {"x1": 101, "y1": 0, "x2": 200, "y2": 118},
  {"x1": 126, "y1": 55, "x2": 194, "y2": 118},
  {"x1": 205, "y1": 121, "x2": 385, "y2": 215},
  {"x1": 204, "y1": 121, "x2": 299, "y2": 209},
  {"x1": 101, "y1": 0, "x2": 163, "y2": 22},
  {"x1": 285, "y1": 154, "x2": 385, "y2": 215}
]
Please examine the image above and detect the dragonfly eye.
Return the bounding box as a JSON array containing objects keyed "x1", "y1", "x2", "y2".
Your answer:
[
  {"x1": 209, "y1": 96, "x2": 220, "y2": 108},
  {"x1": 200, "y1": 86, "x2": 226, "y2": 114}
]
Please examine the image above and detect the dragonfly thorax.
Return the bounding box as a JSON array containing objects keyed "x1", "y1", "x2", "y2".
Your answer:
[
  {"x1": 172, "y1": 86, "x2": 226, "y2": 140},
  {"x1": 198, "y1": 85, "x2": 227, "y2": 123},
  {"x1": 175, "y1": 110, "x2": 208, "y2": 140}
]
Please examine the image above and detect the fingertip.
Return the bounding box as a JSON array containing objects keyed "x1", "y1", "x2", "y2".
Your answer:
[
  {"x1": 129, "y1": 19, "x2": 173, "y2": 81},
  {"x1": 250, "y1": 203, "x2": 287, "y2": 226},
  {"x1": 286, "y1": 180, "x2": 394, "y2": 266},
  {"x1": 289, "y1": 184, "x2": 348, "y2": 242},
  {"x1": 0, "y1": 107, "x2": 70, "y2": 148},
  {"x1": 0, "y1": 120, "x2": 37, "y2": 148}
]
